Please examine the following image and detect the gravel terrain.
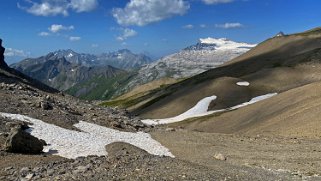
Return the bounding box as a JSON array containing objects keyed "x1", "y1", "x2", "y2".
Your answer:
[{"x1": 152, "y1": 130, "x2": 321, "y2": 180}]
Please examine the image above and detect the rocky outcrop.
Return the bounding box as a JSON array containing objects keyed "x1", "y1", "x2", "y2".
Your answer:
[
  {"x1": 5, "y1": 126, "x2": 44, "y2": 154},
  {"x1": 0, "y1": 39, "x2": 8, "y2": 69}
]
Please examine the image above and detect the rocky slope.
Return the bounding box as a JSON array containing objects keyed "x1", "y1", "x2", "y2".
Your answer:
[{"x1": 118, "y1": 38, "x2": 256, "y2": 95}]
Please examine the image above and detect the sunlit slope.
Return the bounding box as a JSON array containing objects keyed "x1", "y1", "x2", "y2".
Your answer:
[{"x1": 171, "y1": 80, "x2": 321, "y2": 138}]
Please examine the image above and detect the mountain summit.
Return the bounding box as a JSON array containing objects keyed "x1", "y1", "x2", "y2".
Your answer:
[
  {"x1": 275, "y1": 31, "x2": 285, "y2": 37},
  {"x1": 198, "y1": 38, "x2": 255, "y2": 50}
]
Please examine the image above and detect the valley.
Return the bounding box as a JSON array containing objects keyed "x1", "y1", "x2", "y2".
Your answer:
[{"x1": 1, "y1": 1, "x2": 321, "y2": 179}]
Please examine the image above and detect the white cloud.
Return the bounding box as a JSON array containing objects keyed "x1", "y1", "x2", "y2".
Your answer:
[
  {"x1": 69, "y1": 0, "x2": 97, "y2": 12},
  {"x1": 182, "y1": 24, "x2": 194, "y2": 29},
  {"x1": 17, "y1": 0, "x2": 98, "y2": 16},
  {"x1": 4, "y1": 48, "x2": 29, "y2": 57},
  {"x1": 38, "y1": 31, "x2": 50, "y2": 36},
  {"x1": 202, "y1": 0, "x2": 234, "y2": 5},
  {"x1": 18, "y1": 0, "x2": 68, "y2": 16},
  {"x1": 215, "y1": 22, "x2": 243, "y2": 29},
  {"x1": 117, "y1": 28, "x2": 137, "y2": 41},
  {"x1": 49, "y1": 24, "x2": 74, "y2": 33},
  {"x1": 112, "y1": 0, "x2": 190, "y2": 26},
  {"x1": 69, "y1": 36, "x2": 81, "y2": 41},
  {"x1": 200, "y1": 24, "x2": 207, "y2": 28}
]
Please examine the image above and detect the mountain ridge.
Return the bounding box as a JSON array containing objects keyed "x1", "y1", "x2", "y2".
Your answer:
[
  {"x1": 115, "y1": 38, "x2": 256, "y2": 97},
  {"x1": 13, "y1": 48, "x2": 153, "y2": 70}
]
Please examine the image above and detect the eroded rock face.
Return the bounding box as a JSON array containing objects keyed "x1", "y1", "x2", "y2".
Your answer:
[
  {"x1": 0, "y1": 39, "x2": 8, "y2": 68},
  {"x1": 5, "y1": 127, "x2": 44, "y2": 154}
]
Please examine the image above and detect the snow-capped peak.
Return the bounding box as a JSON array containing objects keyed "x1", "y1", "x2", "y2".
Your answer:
[
  {"x1": 199, "y1": 37, "x2": 256, "y2": 50},
  {"x1": 199, "y1": 37, "x2": 228, "y2": 44},
  {"x1": 67, "y1": 53, "x2": 74, "y2": 57}
]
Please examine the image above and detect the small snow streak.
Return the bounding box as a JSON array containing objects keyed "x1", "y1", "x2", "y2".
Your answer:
[{"x1": 236, "y1": 81, "x2": 250, "y2": 86}]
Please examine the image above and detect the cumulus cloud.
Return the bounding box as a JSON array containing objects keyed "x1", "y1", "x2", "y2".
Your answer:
[
  {"x1": 49, "y1": 24, "x2": 74, "y2": 33},
  {"x1": 182, "y1": 24, "x2": 194, "y2": 29},
  {"x1": 117, "y1": 28, "x2": 137, "y2": 41},
  {"x1": 202, "y1": 0, "x2": 234, "y2": 5},
  {"x1": 17, "y1": 0, "x2": 98, "y2": 16},
  {"x1": 69, "y1": 0, "x2": 97, "y2": 12},
  {"x1": 4, "y1": 48, "x2": 29, "y2": 57},
  {"x1": 69, "y1": 36, "x2": 81, "y2": 41},
  {"x1": 112, "y1": 0, "x2": 190, "y2": 26},
  {"x1": 215, "y1": 22, "x2": 243, "y2": 29},
  {"x1": 38, "y1": 31, "x2": 50, "y2": 36}
]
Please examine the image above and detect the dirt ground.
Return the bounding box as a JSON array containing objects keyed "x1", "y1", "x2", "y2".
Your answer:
[{"x1": 152, "y1": 129, "x2": 321, "y2": 180}]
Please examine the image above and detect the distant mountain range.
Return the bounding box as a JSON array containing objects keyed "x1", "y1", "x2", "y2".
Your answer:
[
  {"x1": 11, "y1": 55, "x2": 124, "y2": 91},
  {"x1": 11, "y1": 38, "x2": 256, "y2": 100},
  {"x1": 38, "y1": 49, "x2": 153, "y2": 70}
]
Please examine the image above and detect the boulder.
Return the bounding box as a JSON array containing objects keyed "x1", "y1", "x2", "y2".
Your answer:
[
  {"x1": 4, "y1": 127, "x2": 44, "y2": 154},
  {"x1": 40, "y1": 101, "x2": 53, "y2": 110},
  {"x1": 213, "y1": 153, "x2": 227, "y2": 161}
]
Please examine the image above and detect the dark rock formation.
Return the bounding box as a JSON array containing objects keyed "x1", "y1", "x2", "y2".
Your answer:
[
  {"x1": 275, "y1": 31, "x2": 285, "y2": 37},
  {"x1": 0, "y1": 39, "x2": 8, "y2": 68},
  {"x1": 4, "y1": 126, "x2": 44, "y2": 154}
]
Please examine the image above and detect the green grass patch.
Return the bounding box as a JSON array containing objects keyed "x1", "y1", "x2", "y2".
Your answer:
[{"x1": 66, "y1": 72, "x2": 136, "y2": 100}]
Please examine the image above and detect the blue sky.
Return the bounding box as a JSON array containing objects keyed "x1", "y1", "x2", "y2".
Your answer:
[{"x1": 1, "y1": 0, "x2": 321, "y2": 64}]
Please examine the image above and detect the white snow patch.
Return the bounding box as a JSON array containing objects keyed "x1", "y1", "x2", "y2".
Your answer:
[
  {"x1": 67, "y1": 53, "x2": 73, "y2": 57},
  {"x1": 71, "y1": 69, "x2": 75, "y2": 72},
  {"x1": 0, "y1": 113, "x2": 174, "y2": 159},
  {"x1": 199, "y1": 38, "x2": 256, "y2": 50},
  {"x1": 236, "y1": 81, "x2": 250, "y2": 86},
  {"x1": 229, "y1": 93, "x2": 277, "y2": 110},
  {"x1": 117, "y1": 54, "x2": 123, "y2": 59},
  {"x1": 142, "y1": 96, "x2": 217, "y2": 125},
  {"x1": 142, "y1": 93, "x2": 277, "y2": 125}
]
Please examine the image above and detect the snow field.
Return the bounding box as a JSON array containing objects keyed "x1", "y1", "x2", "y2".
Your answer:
[{"x1": 0, "y1": 113, "x2": 174, "y2": 159}]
